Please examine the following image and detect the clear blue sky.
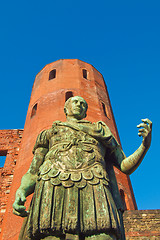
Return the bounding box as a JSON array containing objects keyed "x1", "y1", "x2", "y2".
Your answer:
[{"x1": 0, "y1": 0, "x2": 159, "y2": 210}]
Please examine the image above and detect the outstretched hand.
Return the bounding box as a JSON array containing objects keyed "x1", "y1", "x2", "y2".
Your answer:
[
  {"x1": 137, "y1": 118, "x2": 152, "y2": 149},
  {"x1": 13, "y1": 188, "x2": 29, "y2": 217}
]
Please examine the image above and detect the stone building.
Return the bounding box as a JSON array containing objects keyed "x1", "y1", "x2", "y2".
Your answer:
[{"x1": 0, "y1": 59, "x2": 159, "y2": 239}]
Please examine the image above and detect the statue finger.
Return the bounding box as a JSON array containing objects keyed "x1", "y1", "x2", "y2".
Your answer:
[
  {"x1": 137, "y1": 123, "x2": 149, "y2": 130},
  {"x1": 13, "y1": 208, "x2": 28, "y2": 217},
  {"x1": 20, "y1": 210, "x2": 29, "y2": 217},
  {"x1": 138, "y1": 132, "x2": 146, "y2": 138},
  {"x1": 141, "y1": 119, "x2": 152, "y2": 130},
  {"x1": 20, "y1": 194, "x2": 26, "y2": 203},
  {"x1": 14, "y1": 196, "x2": 23, "y2": 206},
  {"x1": 138, "y1": 128, "x2": 148, "y2": 134},
  {"x1": 13, "y1": 209, "x2": 22, "y2": 216},
  {"x1": 12, "y1": 199, "x2": 20, "y2": 209},
  {"x1": 13, "y1": 202, "x2": 26, "y2": 212}
]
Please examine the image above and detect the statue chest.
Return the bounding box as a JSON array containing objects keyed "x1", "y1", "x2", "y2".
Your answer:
[{"x1": 45, "y1": 126, "x2": 106, "y2": 170}]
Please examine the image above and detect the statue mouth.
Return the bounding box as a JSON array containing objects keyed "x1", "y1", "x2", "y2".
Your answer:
[{"x1": 74, "y1": 107, "x2": 82, "y2": 112}]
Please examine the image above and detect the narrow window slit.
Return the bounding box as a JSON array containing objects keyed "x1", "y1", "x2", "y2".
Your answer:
[
  {"x1": 82, "y1": 69, "x2": 88, "y2": 79},
  {"x1": 120, "y1": 189, "x2": 127, "y2": 210},
  {"x1": 101, "y1": 102, "x2": 108, "y2": 117},
  {"x1": 31, "y1": 103, "x2": 37, "y2": 118}
]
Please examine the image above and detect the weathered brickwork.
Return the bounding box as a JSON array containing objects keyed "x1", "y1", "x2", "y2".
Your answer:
[
  {"x1": 0, "y1": 130, "x2": 23, "y2": 235},
  {"x1": 123, "y1": 210, "x2": 160, "y2": 239}
]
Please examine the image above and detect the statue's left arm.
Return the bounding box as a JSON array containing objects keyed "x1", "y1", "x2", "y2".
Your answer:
[
  {"x1": 13, "y1": 130, "x2": 49, "y2": 217},
  {"x1": 110, "y1": 119, "x2": 152, "y2": 175},
  {"x1": 13, "y1": 147, "x2": 48, "y2": 217}
]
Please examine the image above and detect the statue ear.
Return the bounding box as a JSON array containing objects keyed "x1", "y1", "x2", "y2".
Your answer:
[
  {"x1": 82, "y1": 111, "x2": 87, "y2": 119},
  {"x1": 64, "y1": 107, "x2": 68, "y2": 116}
]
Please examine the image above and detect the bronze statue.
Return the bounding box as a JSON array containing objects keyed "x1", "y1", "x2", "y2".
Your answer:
[{"x1": 13, "y1": 96, "x2": 152, "y2": 240}]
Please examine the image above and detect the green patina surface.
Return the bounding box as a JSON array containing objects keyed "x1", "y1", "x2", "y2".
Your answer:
[{"x1": 13, "y1": 96, "x2": 152, "y2": 240}]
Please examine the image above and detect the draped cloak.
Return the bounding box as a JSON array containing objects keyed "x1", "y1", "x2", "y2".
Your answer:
[{"x1": 19, "y1": 120, "x2": 126, "y2": 240}]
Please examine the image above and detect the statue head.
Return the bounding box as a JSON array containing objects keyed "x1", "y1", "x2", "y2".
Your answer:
[{"x1": 64, "y1": 96, "x2": 88, "y2": 120}]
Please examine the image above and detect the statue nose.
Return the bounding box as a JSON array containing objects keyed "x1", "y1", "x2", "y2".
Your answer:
[{"x1": 76, "y1": 102, "x2": 81, "y2": 106}]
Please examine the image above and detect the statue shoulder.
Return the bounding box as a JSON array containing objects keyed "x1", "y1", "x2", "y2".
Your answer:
[
  {"x1": 32, "y1": 128, "x2": 52, "y2": 153},
  {"x1": 95, "y1": 120, "x2": 109, "y2": 127},
  {"x1": 32, "y1": 122, "x2": 65, "y2": 154},
  {"x1": 92, "y1": 121, "x2": 111, "y2": 133},
  {"x1": 52, "y1": 120, "x2": 62, "y2": 126}
]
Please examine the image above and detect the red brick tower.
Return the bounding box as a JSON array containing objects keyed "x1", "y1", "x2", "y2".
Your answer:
[{"x1": 1, "y1": 59, "x2": 137, "y2": 240}]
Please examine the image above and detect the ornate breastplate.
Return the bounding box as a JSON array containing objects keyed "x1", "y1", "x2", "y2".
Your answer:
[
  {"x1": 45, "y1": 125, "x2": 105, "y2": 170},
  {"x1": 37, "y1": 125, "x2": 109, "y2": 189}
]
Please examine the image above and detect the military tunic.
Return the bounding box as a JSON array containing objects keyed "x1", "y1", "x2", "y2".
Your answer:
[{"x1": 21, "y1": 120, "x2": 124, "y2": 239}]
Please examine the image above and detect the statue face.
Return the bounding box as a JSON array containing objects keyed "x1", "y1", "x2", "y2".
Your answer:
[{"x1": 65, "y1": 96, "x2": 87, "y2": 120}]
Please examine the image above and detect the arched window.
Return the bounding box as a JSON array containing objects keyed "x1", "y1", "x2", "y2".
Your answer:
[
  {"x1": 31, "y1": 103, "x2": 37, "y2": 118},
  {"x1": 82, "y1": 69, "x2": 88, "y2": 79},
  {"x1": 49, "y1": 69, "x2": 56, "y2": 80},
  {"x1": 65, "y1": 91, "x2": 73, "y2": 101}
]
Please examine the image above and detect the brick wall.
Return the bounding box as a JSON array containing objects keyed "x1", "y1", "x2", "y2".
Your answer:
[
  {"x1": 123, "y1": 210, "x2": 160, "y2": 239},
  {"x1": 0, "y1": 130, "x2": 23, "y2": 235}
]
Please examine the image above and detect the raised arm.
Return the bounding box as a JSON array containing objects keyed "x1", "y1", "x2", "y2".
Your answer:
[
  {"x1": 111, "y1": 119, "x2": 152, "y2": 175},
  {"x1": 13, "y1": 147, "x2": 48, "y2": 217}
]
